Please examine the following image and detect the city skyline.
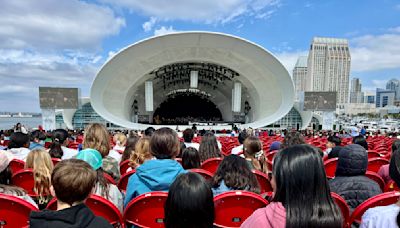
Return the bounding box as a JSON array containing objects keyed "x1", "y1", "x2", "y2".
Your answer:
[{"x1": 1, "y1": 0, "x2": 399, "y2": 112}]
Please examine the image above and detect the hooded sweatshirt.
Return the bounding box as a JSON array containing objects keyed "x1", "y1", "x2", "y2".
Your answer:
[
  {"x1": 329, "y1": 144, "x2": 382, "y2": 210},
  {"x1": 241, "y1": 202, "x2": 286, "y2": 228},
  {"x1": 29, "y1": 203, "x2": 111, "y2": 228},
  {"x1": 124, "y1": 159, "x2": 187, "y2": 207}
]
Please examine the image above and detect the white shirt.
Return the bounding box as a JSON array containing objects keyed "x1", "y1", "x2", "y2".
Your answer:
[
  {"x1": 361, "y1": 204, "x2": 400, "y2": 228},
  {"x1": 109, "y1": 150, "x2": 122, "y2": 163},
  {"x1": 231, "y1": 145, "x2": 243, "y2": 155},
  {"x1": 94, "y1": 183, "x2": 124, "y2": 213},
  {"x1": 61, "y1": 146, "x2": 78, "y2": 160},
  {"x1": 8, "y1": 148, "x2": 30, "y2": 161},
  {"x1": 184, "y1": 142, "x2": 200, "y2": 150}
]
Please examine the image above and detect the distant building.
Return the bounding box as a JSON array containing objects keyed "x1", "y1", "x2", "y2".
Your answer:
[
  {"x1": 376, "y1": 88, "x2": 395, "y2": 108},
  {"x1": 293, "y1": 56, "x2": 308, "y2": 100},
  {"x1": 386, "y1": 78, "x2": 400, "y2": 100},
  {"x1": 306, "y1": 37, "x2": 351, "y2": 104},
  {"x1": 350, "y1": 77, "x2": 364, "y2": 103},
  {"x1": 364, "y1": 91, "x2": 375, "y2": 104}
]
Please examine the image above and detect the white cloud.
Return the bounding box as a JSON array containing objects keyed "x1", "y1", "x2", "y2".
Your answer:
[
  {"x1": 388, "y1": 26, "x2": 400, "y2": 33},
  {"x1": 104, "y1": 0, "x2": 280, "y2": 24},
  {"x1": 154, "y1": 26, "x2": 178, "y2": 36},
  {"x1": 0, "y1": 0, "x2": 125, "y2": 50},
  {"x1": 142, "y1": 17, "x2": 157, "y2": 32}
]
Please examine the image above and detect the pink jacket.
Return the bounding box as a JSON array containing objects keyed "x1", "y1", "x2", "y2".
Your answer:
[{"x1": 241, "y1": 202, "x2": 286, "y2": 228}]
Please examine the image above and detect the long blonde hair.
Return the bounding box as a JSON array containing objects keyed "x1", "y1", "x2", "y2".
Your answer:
[
  {"x1": 25, "y1": 148, "x2": 53, "y2": 202},
  {"x1": 83, "y1": 123, "x2": 110, "y2": 158},
  {"x1": 129, "y1": 137, "x2": 152, "y2": 169}
]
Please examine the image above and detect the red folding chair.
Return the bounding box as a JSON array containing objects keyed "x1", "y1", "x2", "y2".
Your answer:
[
  {"x1": 252, "y1": 170, "x2": 273, "y2": 194},
  {"x1": 51, "y1": 158, "x2": 61, "y2": 166},
  {"x1": 365, "y1": 171, "x2": 385, "y2": 191},
  {"x1": 0, "y1": 193, "x2": 38, "y2": 228},
  {"x1": 117, "y1": 170, "x2": 136, "y2": 192},
  {"x1": 201, "y1": 157, "x2": 223, "y2": 174},
  {"x1": 266, "y1": 150, "x2": 278, "y2": 162},
  {"x1": 349, "y1": 192, "x2": 400, "y2": 225},
  {"x1": 384, "y1": 180, "x2": 400, "y2": 192},
  {"x1": 119, "y1": 160, "x2": 131, "y2": 175},
  {"x1": 367, "y1": 151, "x2": 381, "y2": 159},
  {"x1": 11, "y1": 169, "x2": 37, "y2": 197},
  {"x1": 103, "y1": 172, "x2": 117, "y2": 185},
  {"x1": 9, "y1": 159, "x2": 25, "y2": 174},
  {"x1": 367, "y1": 158, "x2": 390, "y2": 173},
  {"x1": 189, "y1": 169, "x2": 213, "y2": 180},
  {"x1": 47, "y1": 195, "x2": 124, "y2": 227},
  {"x1": 214, "y1": 191, "x2": 268, "y2": 228},
  {"x1": 124, "y1": 191, "x2": 168, "y2": 228},
  {"x1": 324, "y1": 158, "x2": 339, "y2": 179},
  {"x1": 331, "y1": 192, "x2": 350, "y2": 228}
]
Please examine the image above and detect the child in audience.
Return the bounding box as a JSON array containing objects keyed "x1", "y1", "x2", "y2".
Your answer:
[
  {"x1": 181, "y1": 147, "x2": 201, "y2": 170},
  {"x1": 29, "y1": 159, "x2": 112, "y2": 228},
  {"x1": 164, "y1": 172, "x2": 214, "y2": 228},
  {"x1": 49, "y1": 129, "x2": 77, "y2": 160},
  {"x1": 211, "y1": 155, "x2": 260, "y2": 196},
  {"x1": 361, "y1": 145, "x2": 400, "y2": 228},
  {"x1": 243, "y1": 136, "x2": 263, "y2": 171},
  {"x1": 124, "y1": 128, "x2": 186, "y2": 207},
  {"x1": 25, "y1": 148, "x2": 53, "y2": 208},
  {"x1": 182, "y1": 128, "x2": 200, "y2": 150},
  {"x1": 7, "y1": 132, "x2": 30, "y2": 161},
  {"x1": 128, "y1": 137, "x2": 152, "y2": 170},
  {"x1": 29, "y1": 130, "x2": 46, "y2": 150},
  {"x1": 120, "y1": 135, "x2": 139, "y2": 164},
  {"x1": 83, "y1": 123, "x2": 120, "y2": 182},
  {"x1": 76, "y1": 148, "x2": 123, "y2": 212},
  {"x1": 242, "y1": 145, "x2": 343, "y2": 228},
  {"x1": 108, "y1": 132, "x2": 127, "y2": 162},
  {"x1": 199, "y1": 132, "x2": 221, "y2": 162}
]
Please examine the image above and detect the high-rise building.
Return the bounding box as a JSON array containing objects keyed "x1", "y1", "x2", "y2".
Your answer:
[
  {"x1": 386, "y1": 78, "x2": 400, "y2": 100},
  {"x1": 306, "y1": 37, "x2": 351, "y2": 104},
  {"x1": 350, "y1": 77, "x2": 364, "y2": 103},
  {"x1": 364, "y1": 91, "x2": 375, "y2": 104},
  {"x1": 376, "y1": 88, "x2": 395, "y2": 108},
  {"x1": 292, "y1": 56, "x2": 308, "y2": 100}
]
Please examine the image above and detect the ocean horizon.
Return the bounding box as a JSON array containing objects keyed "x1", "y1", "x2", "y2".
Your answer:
[{"x1": 0, "y1": 117, "x2": 43, "y2": 130}]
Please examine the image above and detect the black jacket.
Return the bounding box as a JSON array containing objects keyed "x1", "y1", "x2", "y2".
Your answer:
[
  {"x1": 29, "y1": 203, "x2": 112, "y2": 228},
  {"x1": 327, "y1": 146, "x2": 343, "y2": 159},
  {"x1": 329, "y1": 144, "x2": 382, "y2": 210}
]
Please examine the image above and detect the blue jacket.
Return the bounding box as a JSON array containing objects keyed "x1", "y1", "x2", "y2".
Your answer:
[
  {"x1": 124, "y1": 159, "x2": 187, "y2": 207},
  {"x1": 212, "y1": 180, "x2": 233, "y2": 196}
]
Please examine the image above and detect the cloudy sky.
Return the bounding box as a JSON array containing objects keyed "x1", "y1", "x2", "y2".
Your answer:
[{"x1": 1, "y1": 0, "x2": 399, "y2": 112}]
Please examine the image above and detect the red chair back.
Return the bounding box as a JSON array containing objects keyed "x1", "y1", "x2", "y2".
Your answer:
[
  {"x1": 124, "y1": 191, "x2": 168, "y2": 228},
  {"x1": 367, "y1": 151, "x2": 381, "y2": 159},
  {"x1": 266, "y1": 150, "x2": 278, "y2": 162},
  {"x1": 384, "y1": 180, "x2": 400, "y2": 192},
  {"x1": 11, "y1": 169, "x2": 37, "y2": 197},
  {"x1": 47, "y1": 195, "x2": 124, "y2": 227},
  {"x1": 324, "y1": 158, "x2": 339, "y2": 179},
  {"x1": 331, "y1": 192, "x2": 350, "y2": 227},
  {"x1": 189, "y1": 169, "x2": 213, "y2": 180},
  {"x1": 367, "y1": 158, "x2": 390, "y2": 173},
  {"x1": 119, "y1": 160, "x2": 131, "y2": 175},
  {"x1": 117, "y1": 170, "x2": 136, "y2": 192},
  {"x1": 103, "y1": 172, "x2": 116, "y2": 185},
  {"x1": 51, "y1": 158, "x2": 61, "y2": 166},
  {"x1": 0, "y1": 193, "x2": 38, "y2": 228},
  {"x1": 201, "y1": 157, "x2": 223, "y2": 174},
  {"x1": 349, "y1": 192, "x2": 400, "y2": 225},
  {"x1": 365, "y1": 171, "x2": 385, "y2": 191},
  {"x1": 9, "y1": 159, "x2": 26, "y2": 174},
  {"x1": 214, "y1": 191, "x2": 268, "y2": 228},
  {"x1": 252, "y1": 170, "x2": 273, "y2": 194}
]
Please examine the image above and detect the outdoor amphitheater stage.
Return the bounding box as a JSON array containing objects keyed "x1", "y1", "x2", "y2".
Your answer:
[{"x1": 90, "y1": 32, "x2": 295, "y2": 130}]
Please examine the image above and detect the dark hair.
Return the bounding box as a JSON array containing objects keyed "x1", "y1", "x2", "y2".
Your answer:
[
  {"x1": 238, "y1": 131, "x2": 248, "y2": 144},
  {"x1": 281, "y1": 131, "x2": 305, "y2": 149},
  {"x1": 182, "y1": 147, "x2": 201, "y2": 169},
  {"x1": 352, "y1": 135, "x2": 368, "y2": 150},
  {"x1": 30, "y1": 130, "x2": 46, "y2": 141},
  {"x1": 165, "y1": 172, "x2": 214, "y2": 228},
  {"x1": 49, "y1": 129, "x2": 69, "y2": 159},
  {"x1": 183, "y1": 128, "x2": 194, "y2": 143},
  {"x1": 212, "y1": 155, "x2": 260, "y2": 194},
  {"x1": 243, "y1": 136, "x2": 262, "y2": 170},
  {"x1": 52, "y1": 159, "x2": 96, "y2": 205},
  {"x1": 150, "y1": 128, "x2": 179, "y2": 159},
  {"x1": 272, "y1": 145, "x2": 342, "y2": 228},
  {"x1": 0, "y1": 167, "x2": 11, "y2": 185},
  {"x1": 8, "y1": 132, "x2": 30, "y2": 149},
  {"x1": 392, "y1": 139, "x2": 400, "y2": 153},
  {"x1": 199, "y1": 132, "x2": 221, "y2": 162},
  {"x1": 328, "y1": 135, "x2": 341, "y2": 146},
  {"x1": 144, "y1": 127, "x2": 155, "y2": 137},
  {"x1": 121, "y1": 136, "x2": 140, "y2": 163}
]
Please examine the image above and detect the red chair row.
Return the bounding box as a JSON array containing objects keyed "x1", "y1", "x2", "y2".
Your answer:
[{"x1": 324, "y1": 157, "x2": 390, "y2": 179}]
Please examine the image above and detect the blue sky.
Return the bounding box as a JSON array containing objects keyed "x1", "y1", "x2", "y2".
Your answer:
[{"x1": 1, "y1": 0, "x2": 399, "y2": 112}]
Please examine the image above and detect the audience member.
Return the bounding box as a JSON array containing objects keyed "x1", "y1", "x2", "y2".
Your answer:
[
  {"x1": 242, "y1": 144, "x2": 342, "y2": 228},
  {"x1": 378, "y1": 139, "x2": 400, "y2": 184},
  {"x1": 280, "y1": 131, "x2": 305, "y2": 149},
  {"x1": 7, "y1": 132, "x2": 30, "y2": 161},
  {"x1": 144, "y1": 127, "x2": 155, "y2": 137},
  {"x1": 329, "y1": 144, "x2": 381, "y2": 210},
  {"x1": 211, "y1": 155, "x2": 260, "y2": 196},
  {"x1": 164, "y1": 172, "x2": 214, "y2": 228},
  {"x1": 231, "y1": 131, "x2": 248, "y2": 155},
  {"x1": 108, "y1": 133, "x2": 126, "y2": 162},
  {"x1": 29, "y1": 130, "x2": 46, "y2": 150},
  {"x1": 29, "y1": 159, "x2": 112, "y2": 228},
  {"x1": 198, "y1": 132, "x2": 221, "y2": 162},
  {"x1": 243, "y1": 136, "x2": 263, "y2": 171},
  {"x1": 181, "y1": 147, "x2": 201, "y2": 170},
  {"x1": 124, "y1": 128, "x2": 186, "y2": 207},
  {"x1": 269, "y1": 141, "x2": 281, "y2": 152},
  {"x1": 326, "y1": 135, "x2": 343, "y2": 159},
  {"x1": 353, "y1": 135, "x2": 368, "y2": 151},
  {"x1": 128, "y1": 137, "x2": 152, "y2": 170},
  {"x1": 120, "y1": 135, "x2": 139, "y2": 164},
  {"x1": 49, "y1": 129, "x2": 77, "y2": 160},
  {"x1": 182, "y1": 128, "x2": 200, "y2": 150}
]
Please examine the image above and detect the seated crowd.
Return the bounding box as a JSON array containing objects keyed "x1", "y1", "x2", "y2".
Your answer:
[{"x1": 0, "y1": 123, "x2": 400, "y2": 227}]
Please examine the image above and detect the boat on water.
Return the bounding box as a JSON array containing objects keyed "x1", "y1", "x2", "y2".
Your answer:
[{"x1": 10, "y1": 112, "x2": 33, "y2": 118}]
